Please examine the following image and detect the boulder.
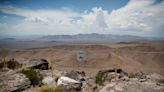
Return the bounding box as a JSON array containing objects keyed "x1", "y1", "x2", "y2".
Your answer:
[
  {"x1": 24, "y1": 59, "x2": 49, "y2": 70},
  {"x1": 96, "y1": 68, "x2": 128, "y2": 84},
  {"x1": 40, "y1": 70, "x2": 53, "y2": 77},
  {"x1": 63, "y1": 71, "x2": 80, "y2": 80},
  {"x1": 139, "y1": 78, "x2": 147, "y2": 82},
  {"x1": 57, "y1": 76, "x2": 82, "y2": 90},
  {"x1": 149, "y1": 73, "x2": 164, "y2": 83},
  {"x1": 99, "y1": 83, "x2": 117, "y2": 92},
  {"x1": 84, "y1": 77, "x2": 97, "y2": 91},
  {"x1": 42, "y1": 76, "x2": 54, "y2": 85},
  {"x1": 62, "y1": 70, "x2": 85, "y2": 80},
  {"x1": 121, "y1": 76, "x2": 129, "y2": 81},
  {"x1": 0, "y1": 69, "x2": 31, "y2": 92},
  {"x1": 136, "y1": 71, "x2": 147, "y2": 79},
  {"x1": 106, "y1": 72, "x2": 120, "y2": 82}
]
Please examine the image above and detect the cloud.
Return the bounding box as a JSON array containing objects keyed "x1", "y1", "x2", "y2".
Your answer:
[
  {"x1": 90, "y1": 7, "x2": 108, "y2": 29},
  {"x1": 25, "y1": 16, "x2": 48, "y2": 24},
  {"x1": 0, "y1": 0, "x2": 164, "y2": 37},
  {"x1": 107, "y1": 0, "x2": 164, "y2": 34}
]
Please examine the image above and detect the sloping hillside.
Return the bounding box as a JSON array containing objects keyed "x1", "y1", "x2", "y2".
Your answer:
[{"x1": 2, "y1": 41, "x2": 164, "y2": 76}]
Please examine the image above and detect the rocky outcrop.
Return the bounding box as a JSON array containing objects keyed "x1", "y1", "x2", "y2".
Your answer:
[
  {"x1": 100, "y1": 80, "x2": 164, "y2": 92},
  {"x1": 0, "y1": 68, "x2": 31, "y2": 92},
  {"x1": 99, "y1": 71, "x2": 164, "y2": 92},
  {"x1": 1, "y1": 67, "x2": 162, "y2": 92},
  {"x1": 56, "y1": 71, "x2": 86, "y2": 91},
  {"x1": 24, "y1": 59, "x2": 49, "y2": 70}
]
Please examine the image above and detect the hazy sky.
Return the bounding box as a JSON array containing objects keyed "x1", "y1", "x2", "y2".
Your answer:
[{"x1": 0, "y1": 0, "x2": 164, "y2": 37}]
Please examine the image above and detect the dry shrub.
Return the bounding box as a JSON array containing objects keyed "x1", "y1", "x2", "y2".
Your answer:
[
  {"x1": 41, "y1": 85, "x2": 62, "y2": 92},
  {"x1": 41, "y1": 85, "x2": 54, "y2": 92},
  {"x1": 21, "y1": 69, "x2": 43, "y2": 86},
  {"x1": 0, "y1": 58, "x2": 22, "y2": 69}
]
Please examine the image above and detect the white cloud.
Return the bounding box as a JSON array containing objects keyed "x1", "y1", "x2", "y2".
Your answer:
[
  {"x1": 0, "y1": 0, "x2": 164, "y2": 37},
  {"x1": 25, "y1": 16, "x2": 48, "y2": 24},
  {"x1": 107, "y1": 0, "x2": 164, "y2": 33},
  {"x1": 95, "y1": 8, "x2": 108, "y2": 28}
]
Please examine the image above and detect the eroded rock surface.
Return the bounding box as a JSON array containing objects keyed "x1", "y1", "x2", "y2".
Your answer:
[
  {"x1": 0, "y1": 68, "x2": 31, "y2": 92},
  {"x1": 100, "y1": 81, "x2": 164, "y2": 92}
]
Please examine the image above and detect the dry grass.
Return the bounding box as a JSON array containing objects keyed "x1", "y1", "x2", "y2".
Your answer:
[{"x1": 41, "y1": 85, "x2": 62, "y2": 92}]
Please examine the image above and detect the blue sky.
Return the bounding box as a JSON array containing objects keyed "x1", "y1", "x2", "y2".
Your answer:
[
  {"x1": 0, "y1": 0, "x2": 128, "y2": 11},
  {"x1": 0, "y1": 0, "x2": 164, "y2": 37}
]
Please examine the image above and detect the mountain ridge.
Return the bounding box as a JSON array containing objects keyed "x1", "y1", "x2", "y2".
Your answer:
[{"x1": 40, "y1": 33, "x2": 146, "y2": 42}]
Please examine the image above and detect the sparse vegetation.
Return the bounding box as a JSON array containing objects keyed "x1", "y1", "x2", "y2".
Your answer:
[
  {"x1": 41, "y1": 85, "x2": 54, "y2": 92},
  {"x1": 0, "y1": 58, "x2": 22, "y2": 69},
  {"x1": 21, "y1": 69, "x2": 43, "y2": 86},
  {"x1": 54, "y1": 86, "x2": 62, "y2": 92},
  {"x1": 41, "y1": 86, "x2": 62, "y2": 92},
  {"x1": 95, "y1": 72, "x2": 105, "y2": 85},
  {"x1": 7, "y1": 59, "x2": 22, "y2": 69},
  {"x1": 0, "y1": 60, "x2": 5, "y2": 69},
  {"x1": 0, "y1": 49, "x2": 8, "y2": 69}
]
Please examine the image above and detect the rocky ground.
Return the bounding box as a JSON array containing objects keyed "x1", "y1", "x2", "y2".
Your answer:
[
  {"x1": 0, "y1": 64, "x2": 164, "y2": 92},
  {"x1": 0, "y1": 68, "x2": 31, "y2": 92},
  {"x1": 0, "y1": 41, "x2": 164, "y2": 92}
]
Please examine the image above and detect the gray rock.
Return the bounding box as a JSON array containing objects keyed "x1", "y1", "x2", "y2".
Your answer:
[
  {"x1": 57, "y1": 76, "x2": 82, "y2": 90},
  {"x1": 99, "y1": 83, "x2": 116, "y2": 92},
  {"x1": 85, "y1": 77, "x2": 97, "y2": 91},
  {"x1": 63, "y1": 71, "x2": 80, "y2": 80},
  {"x1": 136, "y1": 71, "x2": 147, "y2": 80},
  {"x1": 121, "y1": 76, "x2": 129, "y2": 81},
  {"x1": 42, "y1": 76, "x2": 54, "y2": 85},
  {"x1": 130, "y1": 78, "x2": 138, "y2": 82},
  {"x1": 23, "y1": 59, "x2": 49, "y2": 70},
  {"x1": 149, "y1": 73, "x2": 164, "y2": 82},
  {"x1": 100, "y1": 79, "x2": 164, "y2": 92},
  {"x1": 0, "y1": 69, "x2": 31, "y2": 92},
  {"x1": 139, "y1": 78, "x2": 147, "y2": 82},
  {"x1": 86, "y1": 78, "x2": 95, "y2": 87},
  {"x1": 106, "y1": 72, "x2": 120, "y2": 82}
]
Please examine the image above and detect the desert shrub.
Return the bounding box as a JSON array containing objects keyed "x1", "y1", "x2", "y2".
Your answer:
[
  {"x1": 21, "y1": 69, "x2": 43, "y2": 86},
  {"x1": 0, "y1": 59, "x2": 8, "y2": 69},
  {"x1": 7, "y1": 59, "x2": 22, "y2": 69},
  {"x1": 0, "y1": 49, "x2": 8, "y2": 69},
  {"x1": 40, "y1": 86, "x2": 62, "y2": 92},
  {"x1": 95, "y1": 73, "x2": 105, "y2": 85},
  {"x1": 0, "y1": 59, "x2": 21, "y2": 69},
  {"x1": 54, "y1": 86, "x2": 62, "y2": 92},
  {"x1": 0, "y1": 61, "x2": 5, "y2": 69},
  {"x1": 41, "y1": 85, "x2": 54, "y2": 92},
  {"x1": 49, "y1": 66, "x2": 52, "y2": 70}
]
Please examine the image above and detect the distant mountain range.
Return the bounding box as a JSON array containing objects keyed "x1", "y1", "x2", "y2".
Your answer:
[
  {"x1": 1, "y1": 33, "x2": 163, "y2": 43},
  {"x1": 40, "y1": 33, "x2": 146, "y2": 42}
]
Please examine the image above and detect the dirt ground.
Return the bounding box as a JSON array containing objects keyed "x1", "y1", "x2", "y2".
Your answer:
[{"x1": 1, "y1": 40, "x2": 164, "y2": 76}]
